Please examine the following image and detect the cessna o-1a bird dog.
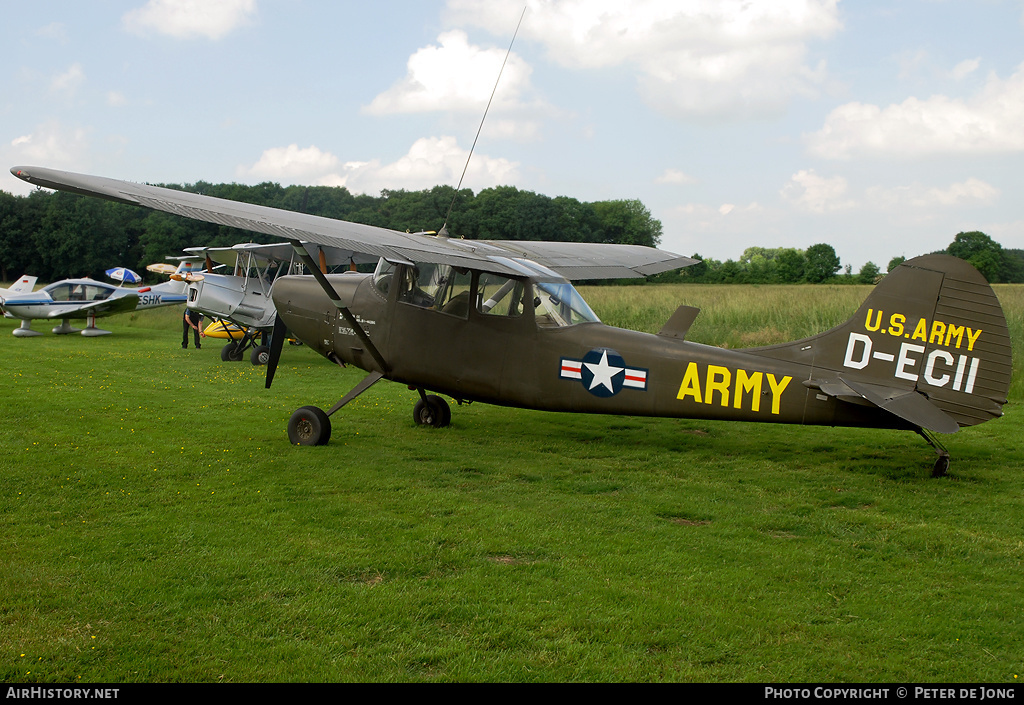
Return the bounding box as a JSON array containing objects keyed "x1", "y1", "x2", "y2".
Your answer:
[
  {"x1": 0, "y1": 262, "x2": 188, "y2": 336},
  {"x1": 11, "y1": 166, "x2": 1012, "y2": 476}
]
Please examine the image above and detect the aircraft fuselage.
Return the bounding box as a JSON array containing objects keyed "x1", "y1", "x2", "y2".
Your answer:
[{"x1": 271, "y1": 268, "x2": 910, "y2": 432}]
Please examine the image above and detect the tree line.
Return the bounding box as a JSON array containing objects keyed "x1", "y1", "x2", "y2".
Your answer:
[
  {"x1": 0, "y1": 182, "x2": 662, "y2": 283},
  {"x1": 1, "y1": 180, "x2": 1021, "y2": 284},
  {"x1": 661, "y1": 232, "x2": 1024, "y2": 285}
]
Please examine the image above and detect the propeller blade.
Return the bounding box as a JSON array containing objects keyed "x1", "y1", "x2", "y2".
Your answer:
[{"x1": 265, "y1": 313, "x2": 289, "y2": 389}]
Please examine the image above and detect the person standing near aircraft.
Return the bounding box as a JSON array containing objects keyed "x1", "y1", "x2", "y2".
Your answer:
[{"x1": 182, "y1": 308, "x2": 205, "y2": 349}]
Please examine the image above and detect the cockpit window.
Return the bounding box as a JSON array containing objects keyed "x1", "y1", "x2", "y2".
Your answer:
[
  {"x1": 533, "y1": 280, "x2": 600, "y2": 327},
  {"x1": 477, "y1": 273, "x2": 525, "y2": 317},
  {"x1": 46, "y1": 283, "x2": 115, "y2": 302},
  {"x1": 377, "y1": 258, "x2": 598, "y2": 327},
  {"x1": 391, "y1": 261, "x2": 473, "y2": 317},
  {"x1": 372, "y1": 258, "x2": 396, "y2": 296},
  {"x1": 398, "y1": 262, "x2": 445, "y2": 308}
]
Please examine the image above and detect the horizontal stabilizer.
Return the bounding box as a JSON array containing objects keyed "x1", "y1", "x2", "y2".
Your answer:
[{"x1": 835, "y1": 376, "x2": 960, "y2": 434}]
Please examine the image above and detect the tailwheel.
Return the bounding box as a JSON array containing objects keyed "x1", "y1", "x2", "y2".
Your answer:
[
  {"x1": 413, "y1": 394, "x2": 451, "y2": 428},
  {"x1": 288, "y1": 405, "x2": 332, "y2": 445},
  {"x1": 932, "y1": 453, "x2": 951, "y2": 478}
]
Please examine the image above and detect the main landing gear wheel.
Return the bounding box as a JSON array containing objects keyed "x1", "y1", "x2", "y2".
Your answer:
[
  {"x1": 288, "y1": 405, "x2": 332, "y2": 446},
  {"x1": 932, "y1": 454, "x2": 951, "y2": 478},
  {"x1": 251, "y1": 344, "x2": 271, "y2": 366},
  {"x1": 413, "y1": 395, "x2": 451, "y2": 428},
  {"x1": 221, "y1": 341, "x2": 244, "y2": 362}
]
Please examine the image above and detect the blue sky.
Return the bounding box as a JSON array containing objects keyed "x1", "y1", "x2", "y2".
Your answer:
[{"x1": 3, "y1": 0, "x2": 1023, "y2": 271}]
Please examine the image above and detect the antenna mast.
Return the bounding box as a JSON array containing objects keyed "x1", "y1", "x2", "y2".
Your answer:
[{"x1": 439, "y1": 5, "x2": 527, "y2": 238}]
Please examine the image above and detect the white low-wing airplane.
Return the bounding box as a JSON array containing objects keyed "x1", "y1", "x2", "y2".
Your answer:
[{"x1": 1, "y1": 267, "x2": 189, "y2": 337}]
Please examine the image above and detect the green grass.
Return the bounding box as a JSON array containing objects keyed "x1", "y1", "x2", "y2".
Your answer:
[{"x1": 1, "y1": 285, "x2": 1022, "y2": 683}]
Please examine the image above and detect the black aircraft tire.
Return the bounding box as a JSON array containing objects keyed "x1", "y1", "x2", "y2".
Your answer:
[
  {"x1": 413, "y1": 395, "x2": 451, "y2": 428},
  {"x1": 288, "y1": 405, "x2": 332, "y2": 446},
  {"x1": 221, "y1": 341, "x2": 244, "y2": 362},
  {"x1": 251, "y1": 345, "x2": 271, "y2": 366},
  {"x1": 932, "y1": 455, "x2": 950, "y2": 478}
]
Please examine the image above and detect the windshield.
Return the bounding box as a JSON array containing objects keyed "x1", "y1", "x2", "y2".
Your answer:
[
  {"x1": 533, "y1": 280, "x2": 600, "y2": 327},
  {"x1": 45, "y1": 282, "x2": 114, "y2": 302}
]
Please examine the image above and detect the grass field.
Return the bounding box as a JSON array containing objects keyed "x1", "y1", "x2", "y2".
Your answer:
[{"x1": 1, "y1": 283, "x2": 1021, "y2": 683}]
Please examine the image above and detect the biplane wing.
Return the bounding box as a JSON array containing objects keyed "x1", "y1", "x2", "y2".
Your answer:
[
  {"x1": 183, "y1": 241, "x2": 378, "y2": 272},
  {"x1": 11, "y1": 167, "x2": 696, "y2": 279}
]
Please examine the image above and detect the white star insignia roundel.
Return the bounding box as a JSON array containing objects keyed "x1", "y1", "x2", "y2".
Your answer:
[
  {"x1": 559, "y1": 348, "x2": 648, "y2": 397},
  {"x1": 584, "y1": 350, "x2": 623, "y2": 393}
]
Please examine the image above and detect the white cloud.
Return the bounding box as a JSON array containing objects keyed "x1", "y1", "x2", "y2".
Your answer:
[
  {"x1": 4, "y1": 122, "x2": 90, "y2": 194},
  {"x1": 239, "y1": 137, "x2": 519, "y2": 195},
  {"x1": 446, "y1": 0, "x2": 841, "y2": 119},
  {"x1": 779, "y1": 171, "x2": 999, "y2": 216},
  {"x1": 123, "y1": 0, "x2": 256, "y2": 40},
  {"x1": 366, "y1": 30, "x2": 535, "y2": 114},
  {"x1": 865, "y1": 178, "x2": 999, "y2": 210},
  {"x1": 781, "y1": 169, "x2": 855, "y2": 213},
  {"x1": 655, "y1": 168, "x2": 698, "y2": 185},
  {"x1": 8, "y1": 122, "x2": 89, "y2": 165},
  {"x1": 50, "y1": 64, "x2": 85, "y2": 95},
  {"x1": 806, "y1": 62, "x2": 1024, "y2": 158},
  {"x1": 896, "y1": 49, "x2": 930, "y2": 80},
  {"x1": 241, "y1": 144, "x2": 339, "y2": 181},
  {"x1": 35, "y1": 22, "x2": 69, "y2": 43},
  {"x1": 950, "y1": 57, "x2": 981, "y2": 81}
]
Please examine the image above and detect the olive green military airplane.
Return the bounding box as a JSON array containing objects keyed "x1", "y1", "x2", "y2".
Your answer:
[{"x1": 11, "y1": 166, "x2": 1012, "y2": 476}]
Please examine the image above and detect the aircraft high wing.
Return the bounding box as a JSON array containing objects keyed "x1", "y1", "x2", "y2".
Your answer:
[
  {"x1": 11, "y1": 165, "x2": 1012, "y2": 476},
  {"x1": 10, "y1": 167, "x2": 695, "y2": 280}
]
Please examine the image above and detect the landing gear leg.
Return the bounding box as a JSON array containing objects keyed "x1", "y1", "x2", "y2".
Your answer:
[
  {"x1": 917, "y1": 428, "x2": 951, "y2": 477},
  {"x1": 81, "y1": 313, "x2": 111, "y2": 336},
  {"x1": 286, "y1": 371, "x2": 385, "y2": 446}
]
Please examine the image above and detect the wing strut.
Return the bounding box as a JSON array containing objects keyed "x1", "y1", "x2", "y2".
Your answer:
[
  {"x1": 325, "y1": 371, "x2": 384, "y2": 417},
  {"x1": 288, "y1": 240, "x2": 390, "y2": 375}
]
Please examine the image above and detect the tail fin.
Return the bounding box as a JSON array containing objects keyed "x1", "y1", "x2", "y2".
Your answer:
[
  {"x1": 754, "y1": 254, "x2": 1012, "y2": 430},
  {"x1": 8, "y1": 275, "x2": 37, "y2": 294}
]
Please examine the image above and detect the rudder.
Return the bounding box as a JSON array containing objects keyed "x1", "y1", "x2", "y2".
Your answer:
[{"x1": 754, "y1": 254, "x2": 1011, "y2": 429}]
